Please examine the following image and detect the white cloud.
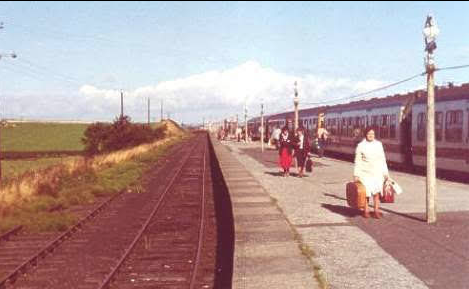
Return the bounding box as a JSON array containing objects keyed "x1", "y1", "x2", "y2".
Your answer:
[
  {"x1": 0, "y1": 61, "x2": 389, "y2": 123},
  {"x1": 78, "y1": 60, "x2": 387, "y2": 123}
]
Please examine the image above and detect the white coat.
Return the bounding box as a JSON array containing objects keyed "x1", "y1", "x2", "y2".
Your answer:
[{"x1": 353, "y1": 139, "x2": 389, "y2": 197}]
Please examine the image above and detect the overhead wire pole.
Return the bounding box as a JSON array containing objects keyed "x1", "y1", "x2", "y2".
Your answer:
[
  {"x1": 120, "y1": 90, "x2": 124, "y2": 118},
  {"x1": 244, "y1": 103, "x2": 248, "y2": 143},
  {"x1": 261, "y1": 102, "x2": 264, "y2": 152},
  {"x1": 0, "y1": 22, "x2": 17, "y2": 182},
  {"x1": 147, "y1": 97, "x2": 150, "y2": 125},
  {"x1": 423, "y1": 14, "x2": 439, "y2": 224},
  {"x1": 160, "y1": 99, "x2": 163, "y2": 121}
]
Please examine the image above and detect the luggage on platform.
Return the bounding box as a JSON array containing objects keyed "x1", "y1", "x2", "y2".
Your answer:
[
  {"x1": 346, "y1": 181, "x2": 366, "y2": 209},
  {"x1": 380, "y1": 179, "x2": 402, "y2": 203}
]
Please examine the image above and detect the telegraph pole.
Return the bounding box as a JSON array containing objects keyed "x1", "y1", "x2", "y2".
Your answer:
[
  {"x1": 423, "y1": 14, "x2": 439, "y2": 223},
  {"x1": 160, "y1": 99, "x2": 163, "y2": 121},
  {"x1": 120, "y1": 90, "x2": 124, "y2": 118},
  {"x1": 147, "y1": 97, "x2": 150, "y2": 125},
  {"x1": 0, "y1": 23, "x2": 17, "y2": 182},
  {"x1": 244, "y1": 103, "x2": 248, "y2": 143},
  {"x1": 261, "y1": 102, "x2": 264, "y2": 152}
]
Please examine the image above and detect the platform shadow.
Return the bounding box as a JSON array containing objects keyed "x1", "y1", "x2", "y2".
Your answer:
[
  {"x1": 321, "y1": 203, "x2": 361, "y2": 218},
  {"x1": 264, "y1": 171, "x2": 310, "y2": 178},
  {"x1": 323, "y1": 193, "x2": 426, "y2": 223}
]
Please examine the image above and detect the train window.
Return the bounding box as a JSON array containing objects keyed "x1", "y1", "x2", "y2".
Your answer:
[
  {"x1": 435, "y1": 111, "x2": 443, "y2": 141},
  {"x1": 341, "y1": 118, "x2": 347, "y2": 136},
  {"x1": 380, "y1": 115, "x2": 389, "y2": 139},
  {"x1": 417, "y1": 113, "x2": 426, "y2": 141},
  {"x1": 371, "y1": 116, "x2": 379, "y2": 138},
  {"x1": 330, "y1": 118, "x2": 336, "y2": 135},
  {"x1": 445, "y1": 110, "x2": 463, "y2": 142},
  {"x1": 348, "y1": 117, "x2": 353, "y2": 137},
  {"x1": 390, "y1": 114, "x2": 397, "y2": 139}
]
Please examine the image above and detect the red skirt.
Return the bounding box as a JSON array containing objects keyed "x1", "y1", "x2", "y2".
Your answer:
[{"x1": 279, "y1": 148, "x2": 292, "y2": 170}]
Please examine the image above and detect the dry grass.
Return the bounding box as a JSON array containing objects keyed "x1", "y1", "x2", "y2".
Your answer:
[{"x1": 0, "y1": 120, "x2": 187, "y2": 213}]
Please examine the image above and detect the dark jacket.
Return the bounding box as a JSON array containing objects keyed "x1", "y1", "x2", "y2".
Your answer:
[{"x1": 278, "y1": 132, "x2": 294, "y2": 155}]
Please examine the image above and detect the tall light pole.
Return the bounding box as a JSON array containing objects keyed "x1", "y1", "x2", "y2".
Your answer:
[
  {"x1": 120, "y1": 90, "x2": 124, "y2": 118},
  {"x1": 423, "y1": 14, "x2": 439, "y2": 224},
  {"x1": 261, "y1": 102, "x2": 264, "y2": 152},
  {"x1": 160, "y1": 98, "x2": 163, "y2": 121},
  {"x1": 244, "y1": 103, "x2": 248, "y2": 143},
  {"x1": 0, "y1": 22, "x2": 17, "y2": 182},
  {"x1": 147, "y1": 97, "x2": 150, "y2": 125},
  {"x1": 294, "y1": 81, "x2": 299, "y2": 131}
]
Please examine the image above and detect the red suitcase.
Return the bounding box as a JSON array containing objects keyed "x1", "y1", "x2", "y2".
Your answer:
[{"x1": 346, "y1": 181, "x2": 366, "y2": 209}]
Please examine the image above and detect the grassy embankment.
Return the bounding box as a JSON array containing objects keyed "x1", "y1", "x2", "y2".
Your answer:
[
  {"x1": 2, "y1": 122, "x2": 88, "y2": 180},
  {"x1": 0, "y1": 121, "x2": 188, "y2": 233}
]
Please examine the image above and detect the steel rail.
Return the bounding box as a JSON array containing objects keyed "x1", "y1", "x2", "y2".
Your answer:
[
  {"x1": 0, "y1": 225, "x2": 22, "y2": 243},
  {"x1": 98, "y1": 135, "x2": 205, "y2": 289},
  {"x1": 189, "y1": 140, "x2": 208, "y2": 289},
  {"x1": 0, "y1": 190, "x2": 123, "y2": 287}
]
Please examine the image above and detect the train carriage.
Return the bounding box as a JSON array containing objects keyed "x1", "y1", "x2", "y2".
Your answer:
[
  {"x1": 411, "y1": 86, "x2": 469, "y2": 174},
  {"x1": 244, "y1": 83, "x2": 469, "y2": 176}
]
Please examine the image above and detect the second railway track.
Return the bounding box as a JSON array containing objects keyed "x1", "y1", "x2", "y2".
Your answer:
[{"x1": 0, "y1": 133, "x2": 225, "y2": 289}]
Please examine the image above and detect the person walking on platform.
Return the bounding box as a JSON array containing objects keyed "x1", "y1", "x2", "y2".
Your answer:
[
  {"x1": 271, "y1": 126, "x2": 281, "y2": 150},
  {"x1": 294, "y1": 128, "x2": 310, "y2": 178},
  {"x1": 317, "y1": 123, "x2": 329, "y2": 158},
  {"x1": 353, "y1": 127, "x2": 389, "y2": 219},
  {"x1": 278, "y1": 126, "x2": 294, "y2": 177}
]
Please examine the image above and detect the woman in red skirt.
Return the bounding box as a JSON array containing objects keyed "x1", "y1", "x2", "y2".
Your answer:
[{"x1": 278, "y1": 126, "x2": 294, "y2": 177}]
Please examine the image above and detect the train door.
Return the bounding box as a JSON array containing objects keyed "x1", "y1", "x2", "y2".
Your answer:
[{"x1": 400, "y1": 111, "x2": 414, "y2": 169}]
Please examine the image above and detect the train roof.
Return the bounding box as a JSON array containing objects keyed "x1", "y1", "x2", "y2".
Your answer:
[{"x1": 246, "y1": 82, "x2": 469, "y2": 122}]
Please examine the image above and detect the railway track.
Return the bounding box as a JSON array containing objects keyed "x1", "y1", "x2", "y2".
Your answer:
[{"x1": 1, "y1": 133, "x2": 220, "y2": 289}]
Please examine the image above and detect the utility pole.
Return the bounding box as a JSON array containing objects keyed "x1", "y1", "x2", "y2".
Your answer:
[
  {"x1": 423, "y1": 14, "x2": 439, "y2": 223},
  {"x1": 294, "y1": 81, "x2": 299, "y2": 131},
  {"x1": 261, "y1": 102, "x2": 264, "y2": 152},
  {"x1": 0, "y1": 23, "x2": 17, "y2": 182},
  {"x1": 244, "y1": 103, "x2": 248, "y2": 143},
  {"x1": 160, "y1": 99, "x2": 163, "y2": 121},
  {"x1": 147, "y1": 97, "x2": 150, "y2": 125},
  {"x1": 120, "y1": 90, "x2": 124, "y2": 118}
]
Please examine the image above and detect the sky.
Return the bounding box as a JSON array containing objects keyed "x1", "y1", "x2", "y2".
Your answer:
[{"x1": 0, "y1": 1, "x2": 467, "y2": 124}]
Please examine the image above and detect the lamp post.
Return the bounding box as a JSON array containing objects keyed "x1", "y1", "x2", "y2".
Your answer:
[
  {"x1": 261, "y1": 102, "x2": 264, "y2": 152},
  {"x1": 244, "y1": 103, "x2": 248, "y2": 143},
  {"x1": 294, "y1": 81, "x2": 299, "y2": 131},
  {"x1": 423, "y1": 14, "x2": 439, "y2": 224}
]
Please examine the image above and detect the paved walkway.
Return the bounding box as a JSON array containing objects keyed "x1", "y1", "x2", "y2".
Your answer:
[
  {"x1": 220, "y1": 140, "x2": 469, "y2": 289},
  {"x1": 211, "y1": 137, "x2": 320, "y2": 289}
]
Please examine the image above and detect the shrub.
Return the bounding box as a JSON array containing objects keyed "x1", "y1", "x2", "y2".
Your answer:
[{"x1": 82, "y1": 115, "x2": 167, "y2": 156}]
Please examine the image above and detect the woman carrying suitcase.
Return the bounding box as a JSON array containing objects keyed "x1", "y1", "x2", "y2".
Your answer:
[{"x1": 353, "y1": 127, "x2": 389, "y2": 219}]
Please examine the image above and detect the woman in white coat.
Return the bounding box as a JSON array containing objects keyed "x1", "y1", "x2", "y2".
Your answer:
[{"x1": 353, "y1": 128, "x2": 389, "y2": 218}]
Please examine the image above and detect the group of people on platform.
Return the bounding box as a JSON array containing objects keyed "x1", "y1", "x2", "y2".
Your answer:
[
  {"x1": 273, "y1": 125, "x2": 389, "y2": 219},
  {"x1": 276, "y1": 126, "x2": 311, "y2": 178}
]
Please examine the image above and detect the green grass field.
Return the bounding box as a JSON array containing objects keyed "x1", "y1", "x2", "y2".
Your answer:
[
  {"x1": 1, "y1": 122, "x2": 89, "y2": 152},
  {"x1": 2, "y1": 158, "x2": 70, "y2": 180}
]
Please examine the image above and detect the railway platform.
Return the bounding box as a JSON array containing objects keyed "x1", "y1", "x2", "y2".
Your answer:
[
  {"x1": 212, "y1": 137, "x2": 469, "y2": 289},
  {"x1": 210, "y1": 136, "x2": 320, "y2": 289}
]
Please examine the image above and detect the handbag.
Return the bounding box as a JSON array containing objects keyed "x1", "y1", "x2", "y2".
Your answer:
[
  {"x1": 389, "y1": 179, "x2": 403, "y2": 195},
  {"x1": 305, "y1": 157, "x2": 313, "y2": 172},
  {"x1": 380, "y1": 180, "x2": 395, "y2": 203}
]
